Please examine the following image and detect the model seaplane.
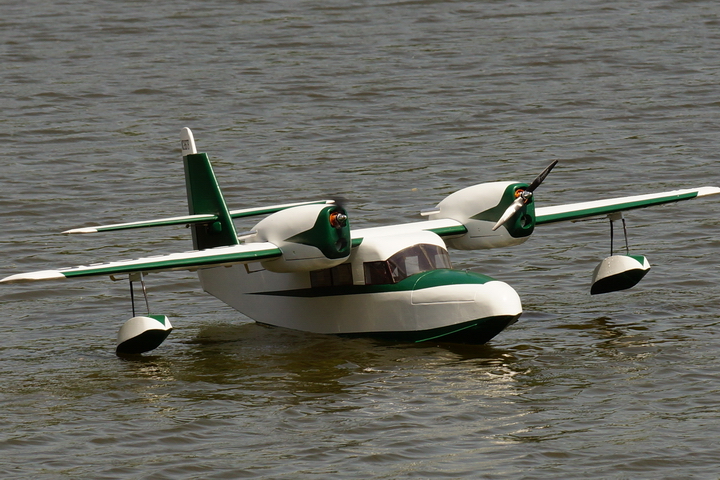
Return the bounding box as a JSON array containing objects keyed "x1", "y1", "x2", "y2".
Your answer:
[{"x1": 2, "y1": 128, "x2": 719, "y2": 355}]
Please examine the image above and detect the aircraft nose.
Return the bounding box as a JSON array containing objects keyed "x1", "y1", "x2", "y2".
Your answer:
[
  {"x1": 473, "y1": 280, "x2": 523, "y2": 318},
  {"x1": 409, "y1": 273, "x2": 523, "y2": 343},
  {"x1": 410, "y1": 270, "x2": 522, "y2": 318}
]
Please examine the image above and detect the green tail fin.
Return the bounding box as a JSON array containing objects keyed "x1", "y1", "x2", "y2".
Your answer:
[{"x1": 181, "y1": 129, "x2": 238, "y2": 250}]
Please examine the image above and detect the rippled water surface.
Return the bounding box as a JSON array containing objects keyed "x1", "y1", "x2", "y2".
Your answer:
[{"x1": 2, "y1": 1, "x2": 720, "y2": 478}]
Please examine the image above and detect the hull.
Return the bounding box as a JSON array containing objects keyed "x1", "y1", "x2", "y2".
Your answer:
[
  {"x1": 341, "y1": 315, "x2": 520, "y2": 344},
  {"x1": 198, "y1": 265, "x2": 522, "y2": 344}
]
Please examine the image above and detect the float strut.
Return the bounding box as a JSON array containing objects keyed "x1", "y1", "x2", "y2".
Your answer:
[
  {"x1": 130, "y1": 276, "x2": 135, "y2": 317},
  {"x1": 608, "y1": 213, "x2": 629, "y2": 256},
  {"x1": 621, "y1": 218, "x2": 629, "y2": 255},
  {"x1": 129, "y1": 272, "x2": 151, "y2": 317}
]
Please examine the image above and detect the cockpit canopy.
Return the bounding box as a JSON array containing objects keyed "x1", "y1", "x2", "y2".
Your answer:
[
  {"x1": 310, "y1": 231, "x2": 452, "y2": 288},
  {"x1": 364, "y1": 243, "x2": 451, "y2": 285},
  {"x1": 354, "y1": 230, "x2": 452, "y2": 285}
]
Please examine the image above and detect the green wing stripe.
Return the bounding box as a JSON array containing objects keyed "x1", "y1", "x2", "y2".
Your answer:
[
  {"x1": 61, "y1": 248, "x2": 281, "y2": 279},
  {"x1": 536, "y1": 191, "x2": 699, "y2": 225},
  {"x1": 427, "y1": 224, "x2": 468, "y2": 238},
  {"x1": 0, "y1": 244, "x2": 282, "y2": 283}
]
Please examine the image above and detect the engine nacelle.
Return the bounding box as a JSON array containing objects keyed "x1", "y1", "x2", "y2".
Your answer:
[
  {"x1": 428, "y1": 181, "x2": 536, "y2": 249},
  {"x1": 248, "y1": 204, "x2": 351, "y2": 273}
]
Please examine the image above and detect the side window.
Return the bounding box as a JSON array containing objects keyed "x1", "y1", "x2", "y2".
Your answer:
[
  {"x1": 310, "y1": 263, "x2": 353, "y2": 288},
  {"x1": 363, "y1": 261, "x2": 394, "y2": 285},
  {"x1": 310, "y1": 268, "x2": 333, "y2": 287},
  {"x1": 433, "y1": 249, "x2": 452, "y2": 269},
  {"x1": 331, "y1": 263, "x2": 353, "y2": 285}
]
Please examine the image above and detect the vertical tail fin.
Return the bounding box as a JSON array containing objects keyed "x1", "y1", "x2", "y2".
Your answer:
[{"x1": 181, "y1": 128, "x2": 239, "y2": 250}]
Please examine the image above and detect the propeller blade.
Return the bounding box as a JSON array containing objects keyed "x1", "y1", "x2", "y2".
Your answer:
[
  {"x1": 330, "y1": 196, "x2": 349, "y2": 210},
  {"x1": 527, "y1": 160, "x2": 559, "y2": 192},
  {"x1": 492, "y1": 196, "x2": 525, "y2": 231}
]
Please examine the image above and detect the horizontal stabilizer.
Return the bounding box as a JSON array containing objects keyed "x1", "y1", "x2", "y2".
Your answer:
[
  {"x1": 0, "y1": 243, "x2": 282, "y2": 283},
  {"x1": 63, "y1": 200, "x2": 336, "y2": 234},
  {"x1": 63, "y1": 214, "x2": 218, "y2": 234},
  {"x1": 536, "y1": 186, "x2": 720, "y2": 225}
]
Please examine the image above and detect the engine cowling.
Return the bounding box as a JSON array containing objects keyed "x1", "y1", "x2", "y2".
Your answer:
[
  {"x1": 428, "y1": 181, "x2": 536, "y2": 249},
  {"x1": 248, "y1": 204, "x2": 351, "y2": 273}
]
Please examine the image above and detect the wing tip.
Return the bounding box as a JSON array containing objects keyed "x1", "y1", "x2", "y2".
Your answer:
[
  {"x1": 0, "y1": 270, "x2": 67, "y2": 284},
  {"x1": 696, "y1": 186, "x2": 720, "y2": 197},
  {"x1": 63, "y1": 227, "x2": 98, "y2": 235}
]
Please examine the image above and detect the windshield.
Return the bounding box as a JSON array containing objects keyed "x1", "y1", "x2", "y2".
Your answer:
[{"x1": 364, "y1": 244, "x2": 451, "y2": 285}]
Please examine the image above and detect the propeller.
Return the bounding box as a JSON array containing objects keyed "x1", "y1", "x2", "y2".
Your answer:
[
  {"x1": 330, "y1": 196, "x2": 349, "y2": 210},
  {"x1": 492, "y1": 160, "x2": 559, "y2": 231}
]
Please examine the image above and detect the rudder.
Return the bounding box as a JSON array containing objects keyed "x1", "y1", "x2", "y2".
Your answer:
[{"x1": 181, "y1": 128, "x2": 238, "y2": 250}]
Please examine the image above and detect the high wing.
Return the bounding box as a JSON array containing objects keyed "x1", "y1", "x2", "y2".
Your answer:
[
  {"x1": 344, "y1": 186, "x2": 720, "y2": 247},
  {"x1": 3, "y1": 183, "x2": 718, "y2": 284},
  {"x1": 0, "y1": 217, "x2": 468, "y2": 284},
  {"x1": 3, "y1": 127, "x2": 718, "y2": 287},
  {"x1": 0, "y1": 243, "x2": 282, "y2": 284},
  {"x1": 535, "y1": 186, "x2": 720, "y2": 225}
]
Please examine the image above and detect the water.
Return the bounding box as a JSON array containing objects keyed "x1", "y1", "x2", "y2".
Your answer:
[{"x1": 2, "y1": 0, "x2": 720, "y2": 478}]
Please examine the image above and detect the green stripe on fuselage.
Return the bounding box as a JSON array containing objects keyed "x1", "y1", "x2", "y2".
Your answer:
[
  {"x1": 254, "y1": 268, "x2": 494, "y2": 297},
  {"x1": 341, "y1": 314, "x2": 520, "y2": 344}
]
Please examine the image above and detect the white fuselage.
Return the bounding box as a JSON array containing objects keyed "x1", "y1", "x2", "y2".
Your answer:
[
  {"x1": 198, "y1": 264, "x2": 522, "y2": 335},
  {"x1": 198, "y1": 228, "x2": 523, "y2": 342}
]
